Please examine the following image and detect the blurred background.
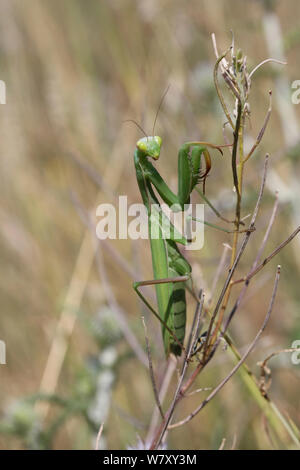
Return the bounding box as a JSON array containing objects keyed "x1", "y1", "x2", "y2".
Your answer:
[{"x1": 0, "y1": 0, "x2": 299, "y2": 450}]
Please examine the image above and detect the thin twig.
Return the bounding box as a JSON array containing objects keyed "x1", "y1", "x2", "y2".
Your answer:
[
  {"x1": 185, "y1": 387, "x2": 212, "y2": 397},
  {"x1": 146, "y1": 355, "x2": 177, "y2": 443},
  {"x1": 208, "y1": 244, "x2": 231, "y2": 306},
  {"x1": 219, "y1": 438, "x2": 226, "y2": 450},
  {"x1": 95, "y1": 423, "x2": 104, "y2": 450},
  {"x1": 249, "y1": 58, "x2": 287, "y2": 79},
  {"x1": 231, "y1": 434, "x2": 237, "y2": 450},
  {"x1": 233, "y1": 225, "x2": 300, "y2": 285},
  {"x1": 169, "y1": 266, "x2": 281, "y2": 429},
  {"x1": 243, "y1": 91, "x2": 272, "y2": 163},
  {"x1": 251, "y1": 191, "x2": 279, "y2": 270}
]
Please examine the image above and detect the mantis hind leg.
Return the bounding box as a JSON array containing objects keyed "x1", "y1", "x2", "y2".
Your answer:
[
  {"x1": 133, "y1": 273, "x2": 191, "y2": 356},
  {"x1": 191, "y1": 216, "x2": 255, "y2": 234}
]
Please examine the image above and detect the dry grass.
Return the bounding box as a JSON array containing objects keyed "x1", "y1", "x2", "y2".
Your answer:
[{"x1": 0, "y1": 0, "x2": 300, "y2": 449}]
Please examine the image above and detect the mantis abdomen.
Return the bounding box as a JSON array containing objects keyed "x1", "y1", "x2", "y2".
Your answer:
[
  {"x1": 165, "y1": 269, "x2": 187, "y2": 356},
  {"x1": 150, "y1": 226, "x2": 191, "y2": 356}
]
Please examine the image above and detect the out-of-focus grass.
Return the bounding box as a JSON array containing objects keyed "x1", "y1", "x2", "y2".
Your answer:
[{"x1": 0, "y1": 0, "x2": 299, "y2": 449}]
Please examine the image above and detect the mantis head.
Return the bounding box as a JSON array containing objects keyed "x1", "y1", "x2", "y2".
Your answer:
[{"x1": 137, "y1": 136, "x2": 162, "y2": 160}]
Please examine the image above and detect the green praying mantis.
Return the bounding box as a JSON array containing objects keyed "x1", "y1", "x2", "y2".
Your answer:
[
  {"x1": 130, "y1": 89, "x2": 254, "y2": 358},
  {"x1": 132, "y1": 128, "x2": 246, "y2": 358}
]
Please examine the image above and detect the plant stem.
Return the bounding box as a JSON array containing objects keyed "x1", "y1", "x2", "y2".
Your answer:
[{"x1": 208, "y1": 101, "x2": 244, "y2": 348}]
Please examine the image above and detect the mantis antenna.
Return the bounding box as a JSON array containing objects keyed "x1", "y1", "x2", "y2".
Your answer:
[
  {"x1": 124, "y1": 85, "x2": 170, "y2": 140},
  {"x1": 152, "y1": 84, "x2": 170, "y2": 136},
  {"x1": 123, "y1": 119, "x2": 148, "y2": 139}
]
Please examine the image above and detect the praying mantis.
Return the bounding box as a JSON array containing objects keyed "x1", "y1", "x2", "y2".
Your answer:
[{"x1": 132, "y1": 132, "x2": 238, "y2": 358}]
